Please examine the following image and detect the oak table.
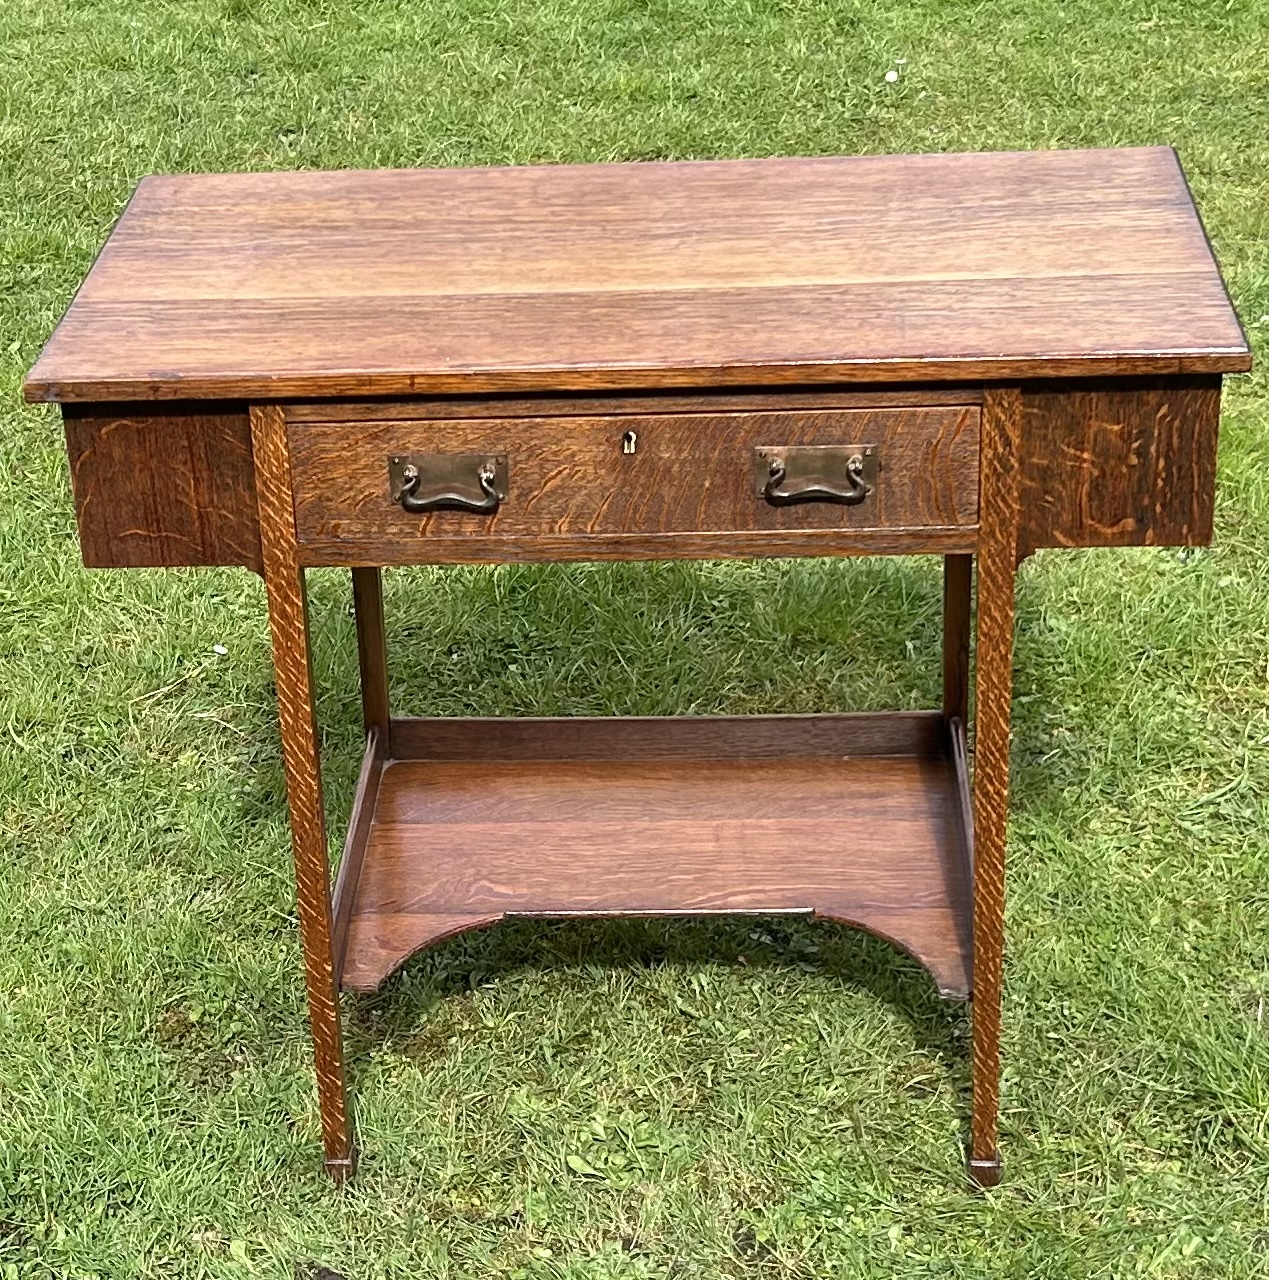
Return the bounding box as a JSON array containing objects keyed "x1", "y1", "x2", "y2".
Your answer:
[{"x1": 25, "y1": 148, "x2": 1249, "y2": 1186}]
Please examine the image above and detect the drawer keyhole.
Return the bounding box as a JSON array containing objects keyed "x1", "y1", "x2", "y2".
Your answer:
[{"x1": 622, "y1": 429, "x2": 638, "y2": 455}]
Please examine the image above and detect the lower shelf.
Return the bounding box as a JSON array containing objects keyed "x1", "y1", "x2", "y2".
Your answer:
[{"x1": 332, "y1": 712, "x2": 975, "y2": 999}]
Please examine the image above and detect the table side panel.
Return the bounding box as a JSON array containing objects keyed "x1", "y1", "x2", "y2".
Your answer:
[
  {"x1": 1018, "y1": 375, "x2": 1221, "y2": 558},
  {"x1": 62, "y1": 404, "x2": 260, "y2": 571}
]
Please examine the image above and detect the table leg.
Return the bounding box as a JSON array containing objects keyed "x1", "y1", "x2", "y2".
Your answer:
[
  {"x1": 968, "y1": 387, "x2": 1020, "y2": 1189},
  {"x1": 943, "y1": 553, "x2": 973, "y2": 726},
  {"x1": 251, "y1": 405, "x2": 356, "y2": 1183},
  {"x1": 352, "y1": 567, "x2": 390, "y2": 737}
]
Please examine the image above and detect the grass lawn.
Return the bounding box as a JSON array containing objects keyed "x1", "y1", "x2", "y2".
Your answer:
[{"x1": 3, "y1": 0, "x2": 1269, "y2": 1274}]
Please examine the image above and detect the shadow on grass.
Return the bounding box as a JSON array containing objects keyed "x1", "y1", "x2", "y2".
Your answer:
[{"x1": 343, "y1": 914, "x2": 970, "y2": 1098}]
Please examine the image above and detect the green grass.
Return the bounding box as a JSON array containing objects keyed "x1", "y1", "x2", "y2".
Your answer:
[{"x1": 2, "y1": 0, "x2": 1269, "y2": 1274}]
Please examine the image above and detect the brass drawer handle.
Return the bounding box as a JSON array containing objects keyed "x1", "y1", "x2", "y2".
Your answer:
[
  {"x1": 388, "y1": 454, "x2": 508, "y2": 514},
  {"x1": 755, "y1": 444, "x2": 878, "y2": 507}
]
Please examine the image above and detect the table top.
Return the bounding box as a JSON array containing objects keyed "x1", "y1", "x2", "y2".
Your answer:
[{"x1": 24, "y1": 147, "x2": 1249, "y2": 405}]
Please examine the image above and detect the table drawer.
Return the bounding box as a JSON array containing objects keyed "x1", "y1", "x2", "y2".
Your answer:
[{"x1": 287, "y1": 406, "x2": 979, "y2": 558}]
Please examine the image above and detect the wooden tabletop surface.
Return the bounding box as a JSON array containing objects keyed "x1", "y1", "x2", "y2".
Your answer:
[{"x1": 25, "y1": 147, "x2": 1249, "y2": 404}]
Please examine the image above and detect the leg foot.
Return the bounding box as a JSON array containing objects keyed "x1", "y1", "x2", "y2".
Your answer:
[
  {"x1": 324, "y1": 1150, "x2": 359, "y2": 1186},
  {"x1": 968, "y1": 1153, "x2": 1001, "y2": 1189}
]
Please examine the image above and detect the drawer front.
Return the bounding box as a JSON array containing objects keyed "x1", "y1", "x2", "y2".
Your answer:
[{"x1": 288, "y1": 406, "x2": 979, "y2": 558}]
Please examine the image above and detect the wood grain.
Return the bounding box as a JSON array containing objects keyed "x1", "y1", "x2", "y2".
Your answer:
[
  {"x1": 967, "y1": 387, "x2": 1021, "y2": 1188},
  {"x1": 287, "y1": 407, "x2": 980, "y2": 559},
  {"x1": 62, "y1": 404, "x2": 260, "y2": 570},
  {"x1": 337, "y1": 715, "x2": 974, "y2": 998},
  {"x1": 25, "y1": 149, "x2": 1248, "y2": 404},
  {"x1": 250, "y1": 403, "x2": 356, "y2": 1183},
  {"x1": 1018, "y1": 376, "x2": 1221, "y2": 559}
]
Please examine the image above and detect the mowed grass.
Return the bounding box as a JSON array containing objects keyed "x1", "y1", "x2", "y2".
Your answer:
[{"x1": 2, "y1": 0, "x2": 1269, "y2": 1274}]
